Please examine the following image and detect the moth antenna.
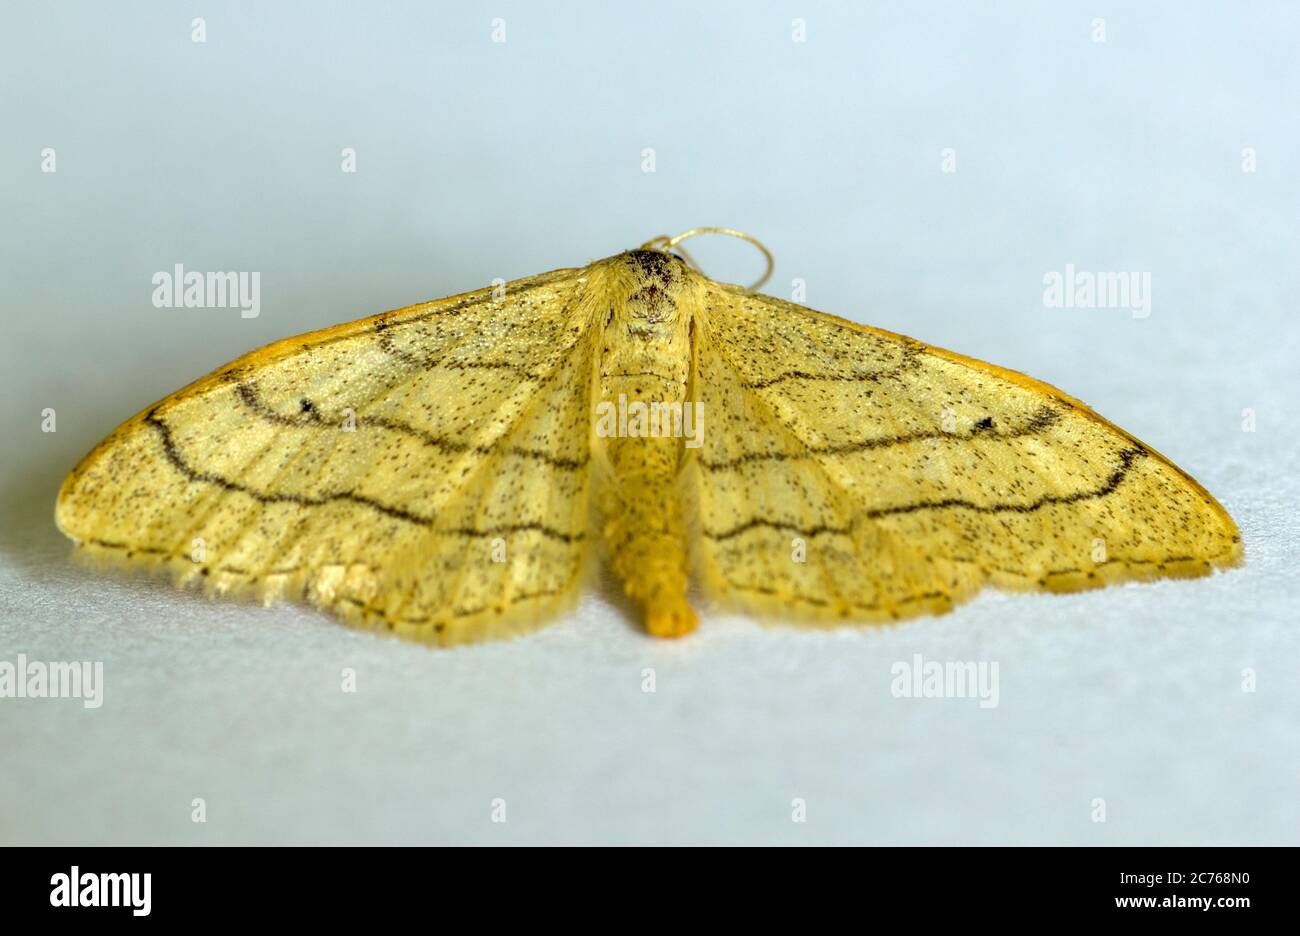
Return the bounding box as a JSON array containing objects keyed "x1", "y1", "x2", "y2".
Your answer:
[{"x1": 638, "y1": 226, "x2": 774, "y2": 291}]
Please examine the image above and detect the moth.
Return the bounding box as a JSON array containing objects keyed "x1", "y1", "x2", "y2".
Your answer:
[{"x1": 56, "y1": 232, "x2": 1242, "y2": 644}]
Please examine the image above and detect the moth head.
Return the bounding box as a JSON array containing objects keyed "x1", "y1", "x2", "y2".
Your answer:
[{"x1": 621, "y1": 249, "x2": 689, "y2": 284}]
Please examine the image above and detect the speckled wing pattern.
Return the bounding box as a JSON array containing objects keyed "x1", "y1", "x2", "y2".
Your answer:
[
  {"x1": 56, "y1": 268, "x2": 597, "y2": 645},
  {"x1": 57, "y1": 246, "x2": 1242, "y2": 643},
  {"x1": 689, "y1": 281, "x2": 1243, "y2": 622}
]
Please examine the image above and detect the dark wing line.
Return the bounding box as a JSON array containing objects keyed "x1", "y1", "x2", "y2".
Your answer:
[
  {"x1": 85, "y1": 537, "x2": 363, "y2": 578},
  {"x1": 255, "y1": 268, "x2": 577, "y2": 360},
  {"x1": 722, "y1": 576, "x2": 949, "y2": 613},
  {"x1": 375, "y1": 321, "x2": 556, "y2": 380},
  {"x1": 233, "y1": 380, "x2": 588, "y2": 470},
  {"x1": 341, "y1": 583, "x2": 570, "y2": 630},
  {"x1": 372, "y1": 281, "x2": 577, "y2": 375},
  {"x1": 144, "y1": 410, "x2": 584, "y2": 542},
  {"x1": 739, "y1": 344, "x2": 924, "y2": 390},
  {"x1": 448, "y1": 585, "x2": 567, "y2": 620},
  {"x1": 702, "y1": 448, "x2": 1148, "y2": 541},
  {"x1": 700, "y1": 405, "x2": 1062, "y2": 471}
]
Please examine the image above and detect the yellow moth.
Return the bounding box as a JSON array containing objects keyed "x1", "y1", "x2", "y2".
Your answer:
[{"x1": 56, "y1": 230, "x2": 1241, "y2": 645}]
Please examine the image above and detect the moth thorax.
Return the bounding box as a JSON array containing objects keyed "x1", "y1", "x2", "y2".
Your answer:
[{"x1": 616, "y1": 251, "x2": 687, "y2": 339}]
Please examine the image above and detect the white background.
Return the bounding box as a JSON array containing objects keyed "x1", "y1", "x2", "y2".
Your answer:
[{"x1": 1, "y1": 2, "x2": 1296, "y2": 844}]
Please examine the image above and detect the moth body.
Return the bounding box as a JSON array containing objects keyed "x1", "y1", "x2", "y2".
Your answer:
[{"x1": 591, "y1": 251, "x2": 699, "y2": 636}]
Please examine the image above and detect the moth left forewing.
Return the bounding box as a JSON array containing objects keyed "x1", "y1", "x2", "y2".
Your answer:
[
  {"x1": 57, "y1": 268, "x2": 598, "y2": 645},
  {"x1": 689, "y1": 281, "x2": 1241, "y2": 623}
]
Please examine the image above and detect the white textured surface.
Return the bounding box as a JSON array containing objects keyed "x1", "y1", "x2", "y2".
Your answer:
[{"x1": 1, "y1": 2, "x2": 1297, "y2": 845}]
